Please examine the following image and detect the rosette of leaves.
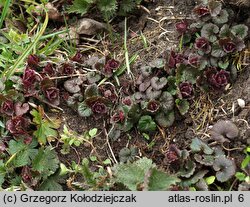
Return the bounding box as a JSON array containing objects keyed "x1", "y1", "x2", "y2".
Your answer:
[
  {"x1": 164, "y1": 144, "x2": 189, "y2": 164},
  {"x1": 78, "y1": 84, "x2": 110, "y2": 118},
  {"x1": 41, "y1": 78, "x2": 60, "y2": 106},
  {"x1": 145, "y1": 100, "x2": 160, "y2": 114},
  {"x1": 213, "y1": 156, "x2": 236, "y2": 182}
]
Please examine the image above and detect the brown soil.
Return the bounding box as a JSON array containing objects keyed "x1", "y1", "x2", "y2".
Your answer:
[{"x1": 55, "y1": 0, "x2": 250, "y2": 190}]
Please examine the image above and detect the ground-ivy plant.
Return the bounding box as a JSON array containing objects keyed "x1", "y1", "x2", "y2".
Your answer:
[{"x1": 164, "y1": 137, "x2": 237, "y2": 190}]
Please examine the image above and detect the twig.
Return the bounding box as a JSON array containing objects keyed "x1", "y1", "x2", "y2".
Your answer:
[
  {"x1": 35, "y1": 96, "x2": 64, "y2": 112},
  {"x1": 103, "y1": 124, "x2": 118, "y2": 164},
  {"x1": 49, "y1": 73, "x2": 87, "y2": 80}
]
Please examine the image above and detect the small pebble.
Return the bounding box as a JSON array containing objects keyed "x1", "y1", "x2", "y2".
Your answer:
[{"x1": 237, "y1": 98, "x2": 246, "y2": 108}]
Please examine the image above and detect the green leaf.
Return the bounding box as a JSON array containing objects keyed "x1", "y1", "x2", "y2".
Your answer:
[
  {"x1": 212, "y1": 9, "x2": 228, "y2": 24},
  {"x1": 231, "y1": 24, "x2": 248, "y2": 39},
  {"x1": 213, "y1": 156, "x2": 236, "y2": 182},
  {"x1": 119, "y1": 147, "x2": 138, "y2": 163},
  {"x1": 146, "y1": 168, "x2": 180, "y2": 191},
  {"x1": 78, "y1": 101, "x2": 92, "y2": 117},
  {"x1": 138, "y1": 115, "x2": 157, "y2": 132},
  {"x1": 39, "y1": 176, "x2": 63, "y2": 191},
  {"x1": 68, "y1": 0, "x2": 94, "y2": 15},
  {"x1": 32, "y1": 147, "x2": 59, "y2": 179},
  {"x1": 182, "y1": 170, "x2": 209, "y2": 187},
  {"x1": 241, "y1": 155, "x2": 250, "y2": 169},
  {"x1": 80, "y1": 158, "x2": 96, "y2": 186},
  {"x1": 190, "y1": 138, "x2": 213, "y2": 155},
  {"x1": 148, "y1": 58, "x2": 165, "y2": 69},
  {"x1": 201, "y1": 23, "x2": 219, "y2": 42},
  {"x1": 89, "y1": 156, "x2": 97, "y2": 162},
  {"x1": 208, "y1": 1, "x2": 222, "y2": 17},
  {"x1": 159, "y1": 91, "x2": 174, "y2": 111},
  {"x1": 175, "y1": 99, "x2": 190, "y2": 115},
  {"x1": 103, "y1": 159, "x2": 112, "y2": 165},
  {"x1": 31, "y1": 108, "x2": 60, "y2": 145},
  {"x1": 219, "y1": 24, "x2": 231, "y2": 38},
  {"x1": 0, "y1": 160, "x2": 6, "y2": 187},
  {"x1": 118, "y1": 0, "x2": 137, "y2": 16},
  {"x1": 211, "y1": 43, "x2": 226, "y2": 57},
  {"x1": 205, "y1": 176, "x2": 216, "y2": 185},
  {"x1": 194, "y1": 154, "x2": 214, "y2": 166},
  {"x1": 218, "y1": 60, "x2": 229, "y2": 69},
  {"x1": 179, "y1": 160, "x2": 196, "y2": 178},
  {"x1": 8, "y1": 139, "x2": 38, "y2": 167},
  {"x1": 177, "y1": 65, "x2": 200, "y2": 84},
  {"x1": 113, "y1": 157, "x2": 154, "y2": 191},
  {"x1": 155, "y1": 111, "x2": 175, "y2": 128},
  {"x1": 97, "y1": 0, "x2": 117, "y2": 20},
  {"x1": 235, "y1": 172, "x2": 246, "y2": 181},
  {"x1": 88, "y1": 128, "x2": 98, "y2": 138},
  {"x1": 84, "y1": 84, "x2": 99, "y2": 99},
  {"x1": 59, "y1": 163, "x2": 70, "y2": 176}
]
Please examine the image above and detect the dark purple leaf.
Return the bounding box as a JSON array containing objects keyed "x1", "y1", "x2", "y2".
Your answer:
[
  {"x1": 27, "y1": 54, "x2": 39, "y2": 68},
  {"x1": 62, "y1": 63, "x2": 74, "y2": 75},
  {"x1": 111, "y1": 110, "x2": 125, "y2": 124},
  {"x1": 0, "y1": 142, "x2": 6, "y2": 153},
  {"x1": 44, "y1": 87, "x2": 60, "y2": 106},
  {"x1": 164, "y1": 144, "x2": 181, "y2": 164},
  {"x1": 195, "y1": 37, "x2": 211, "y2": 54},
  {"x1": 219, "y1": 38, "x2": 236, "y2": 53},
  {"x1": 42, "y1": 63, "x2": 55, "y2": 76},
  {"x1": 21, "y1": 166, "x2": 32, "y2": 183},
  {"x1": 122, "y1": 97, "x2": 133, "y2": 106},
  {"x1": 146, "y1": 100, "x2": 160, "y2": 113},
  {"x1": 6, "y1": 116, "x2": 30, "y2": 135},
  {"x1": 71, "y1": 51, "x2": 83, "y2": 63},
  {"x1": 91, "y1": 101, "x2": 107, "y2": 114},
  {"x1": 205, "y1": 67, "x2": 230, "y2": 90},
  {"x1": 1, "y1": 100, "x2": 14, "y2": 116},
  {"x1": 175, "y1": 21, "x2": 189, "y2": 34},
  {"x1": 103, "y1": 59, "x2": 120, "y2": 77},
  {"x1": 188, "y1": 54, "x2": 201, "y2": 68},
  {"x1": 193, "y1": 5, "x2": 210, "y2": 17},
  {"x1": 22, "y1": 67, "x2": 39, "y2": 89},
  {"x1": 168, "y1": 51, "x2": 186, "y2": 68},
  {"x1": 179, "y1": 82, "x2": 193, "y2": 99}
]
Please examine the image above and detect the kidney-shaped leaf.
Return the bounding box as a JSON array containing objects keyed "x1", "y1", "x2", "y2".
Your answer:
[{"x1": 213, "y1": 156, "x2": 236, "y2": 182}]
